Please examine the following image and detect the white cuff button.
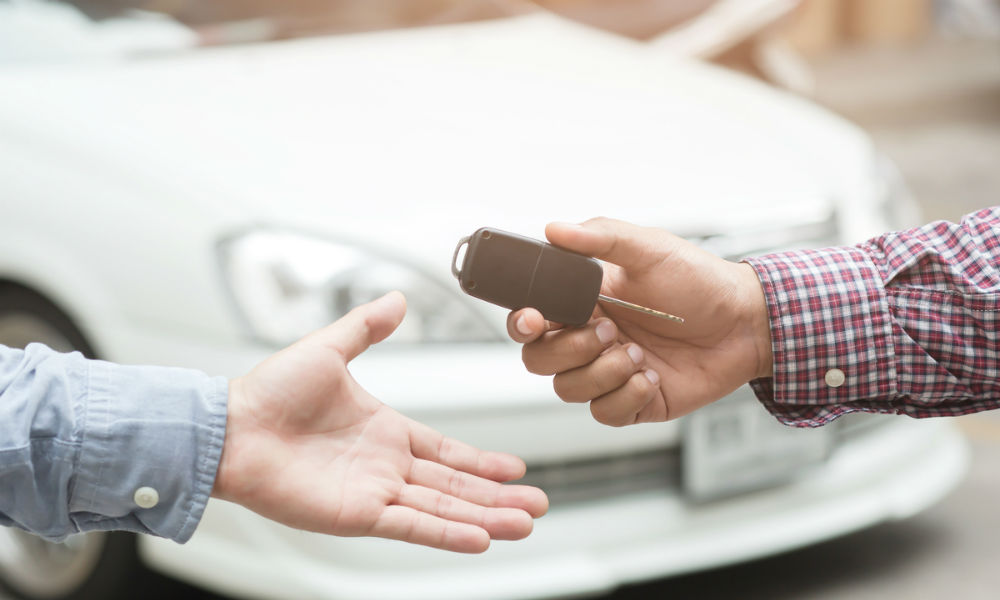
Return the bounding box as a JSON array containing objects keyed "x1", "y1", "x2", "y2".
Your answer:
[
  {"x1": 824, "y1": 368, "x2": 846, "y2": 388},
  {"x1": 134, "y1": 487, "x2": 160, "y2": 509}
]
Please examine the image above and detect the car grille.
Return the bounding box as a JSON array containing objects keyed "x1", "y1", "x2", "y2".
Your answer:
[
  {"x1": 519, "y1": 413, "x2": 892, "y2": 507},
  {"x1": 517, "y1": 448, "x2": 681, "y2": 506}
]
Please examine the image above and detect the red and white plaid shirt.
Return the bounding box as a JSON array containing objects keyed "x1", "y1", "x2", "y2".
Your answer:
[{"x1": 745, "y1": 207, "x2": 1000, "y2": 427}]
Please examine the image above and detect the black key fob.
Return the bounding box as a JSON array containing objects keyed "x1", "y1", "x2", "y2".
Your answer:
[{"x1": 452, "y1": 227, "x2": 602, "y2": 326}]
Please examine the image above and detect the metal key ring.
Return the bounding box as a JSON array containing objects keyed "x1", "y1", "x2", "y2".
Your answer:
[{"x1": 451, "y1": 235, "x2": 471, "y2": 280}]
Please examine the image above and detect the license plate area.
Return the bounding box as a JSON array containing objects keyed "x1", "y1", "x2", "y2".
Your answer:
[{"x1": 682, "y1": 387, "x2": 832, "y2": 502}]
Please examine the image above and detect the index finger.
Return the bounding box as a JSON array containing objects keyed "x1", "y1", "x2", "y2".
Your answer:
[
  {"x1": 545, "y1": 219, "x2": 670, "y2": 272},
  {"x1": 408, "y1": 420, "x2": 526, "y2": 482}
]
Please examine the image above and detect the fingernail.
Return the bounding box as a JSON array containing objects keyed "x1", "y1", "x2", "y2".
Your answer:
[
  {"x1": 551, "y1": 221, "x2": 584, "y2": 230},
  {"x1": 627, "y1": 345, "x2": 643, "y2": 364},
  {"x1": 595, "y1": 320, "x2": 616, "y2": 344},
  {"x1": 644, "y1": 370, "x2": 660, "y2": 386},
  {"x1": 515, "y1": 315, "x2": 532, "y2": 337}
]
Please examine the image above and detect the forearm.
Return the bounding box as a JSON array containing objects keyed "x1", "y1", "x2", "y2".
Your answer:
[
  {"x1": 745, "y1": 207, "x2": 1000, "y2": 426},
  {"x1": 0, "y1": 344, "x2": 226, "y2": 542}
]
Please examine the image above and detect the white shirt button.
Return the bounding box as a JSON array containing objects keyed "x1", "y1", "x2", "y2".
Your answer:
[
  {"x1": 134, "y1": 487, "x2": 160, "y2": 509},
  {"x1": 825, "y1": 368, "x2": 846, "y2": 388}
]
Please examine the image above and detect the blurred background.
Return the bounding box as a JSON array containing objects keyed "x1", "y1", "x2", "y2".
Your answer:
[
  {"x1": 639, "y1": 1, "x2": 1000, "y2": 597},
  {"x1": 614, "y1": 0, "x2": 1000, "y2": 596},
  {"x1": 1, "y1": 0, "x2": 998, "y2": 599}
]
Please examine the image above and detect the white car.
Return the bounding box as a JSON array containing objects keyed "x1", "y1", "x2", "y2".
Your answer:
[{"x1": 0, "y1": 3, "x2": 968, "y2": 600}]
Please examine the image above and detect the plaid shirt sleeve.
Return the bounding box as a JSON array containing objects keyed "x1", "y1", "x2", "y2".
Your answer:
[{"x1": 744, "y1": 207, "x2": 1000, "y2": 427}]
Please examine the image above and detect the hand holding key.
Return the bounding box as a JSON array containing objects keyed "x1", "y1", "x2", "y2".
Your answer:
[{"x1": 507, "y1": 218, "x2": 774, "y2": 426}]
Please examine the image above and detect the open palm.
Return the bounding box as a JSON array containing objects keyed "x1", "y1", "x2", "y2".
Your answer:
[{"x1": 215, "y1": 292, "x2": 548, "y2": 553}]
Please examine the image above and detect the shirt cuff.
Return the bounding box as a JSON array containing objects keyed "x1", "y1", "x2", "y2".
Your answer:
[
  {"x1": 744, "y1": 247, "x2": 898, "y2": 427},
  {"x1": 69, "y1": 359, "x2": 227, "y2": 543}
]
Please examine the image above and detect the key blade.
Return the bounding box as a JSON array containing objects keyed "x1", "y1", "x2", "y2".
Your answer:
[{"x1": 598, "y1": 295, "x2": 685, "y2": 323}]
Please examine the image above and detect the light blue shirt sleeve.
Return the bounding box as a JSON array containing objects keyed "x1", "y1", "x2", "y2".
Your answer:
[{"x1": 0, "y1": 343, "x2": 227, "y2": 544}]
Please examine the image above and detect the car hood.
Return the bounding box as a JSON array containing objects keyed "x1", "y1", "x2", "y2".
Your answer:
[{"x1": 0, "y1": 13, "x2": 868, "y2": 265}]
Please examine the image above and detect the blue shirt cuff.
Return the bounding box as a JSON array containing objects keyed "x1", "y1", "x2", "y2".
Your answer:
[{"x1": 69, "y1": 358, "x2": 227, "y2": 543}]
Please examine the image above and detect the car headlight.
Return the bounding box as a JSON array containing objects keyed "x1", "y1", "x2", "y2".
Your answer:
[{"x1": 218, "y1": 230, "x2": 501, "y2": 346}]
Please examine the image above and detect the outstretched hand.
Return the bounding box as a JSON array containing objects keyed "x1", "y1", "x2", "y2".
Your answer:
[
  {"x1": 508, "y1": 218, "x2": 773, "y2": 426},
  {"x1": 214, "y1": 292, "x2": 548, "y2": 553}
]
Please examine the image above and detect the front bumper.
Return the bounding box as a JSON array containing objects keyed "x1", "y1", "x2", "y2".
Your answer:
[{"x1": 140, "y1": 414, "x2": 967, "y2": 600}]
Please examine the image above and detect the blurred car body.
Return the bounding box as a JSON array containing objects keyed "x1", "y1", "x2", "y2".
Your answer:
[{"x1": 0, "y1": 2, "x2": 967, "y2": 599}]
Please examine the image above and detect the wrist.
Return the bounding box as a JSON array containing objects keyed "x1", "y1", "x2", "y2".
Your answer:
[
  {"x1": 213, "y1": 376, "x2": 248, "y2": 502},
  {"x1": 735, "y1": 262, "x2": 773, "y2": 379}
]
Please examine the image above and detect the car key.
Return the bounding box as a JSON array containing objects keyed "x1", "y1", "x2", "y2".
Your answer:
[{"x1": 452, "y1": 227, "x2": 684, "y2": 326}]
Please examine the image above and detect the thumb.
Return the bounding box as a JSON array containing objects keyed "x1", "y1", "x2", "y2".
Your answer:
[
  {"x1": 307, "y1": 291, "x2": 407, "y2": 362},
  {"x1": 545, "y1": 217, "x2": 666, "y2": 271}
]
